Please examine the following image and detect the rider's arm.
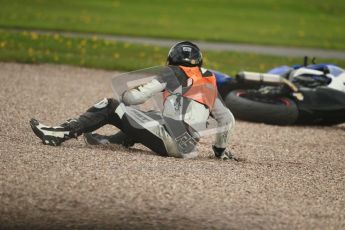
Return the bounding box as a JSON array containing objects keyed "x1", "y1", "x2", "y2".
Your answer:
[
  {"x1": 210, "y1": 98, "x2": 235, "y2": 149},
  {"x1": 121, "y1": 79, "x2": 167, "y2": 105}
]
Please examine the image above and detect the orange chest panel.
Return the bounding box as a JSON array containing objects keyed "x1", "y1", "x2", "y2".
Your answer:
[{"x1": 164, "y1": 66, "x2": 217, "y2": 109}]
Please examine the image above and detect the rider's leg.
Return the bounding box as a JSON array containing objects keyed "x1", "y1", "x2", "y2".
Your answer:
[
  {"x1": 30, "y1": 98, "x2": 122, "y2": 146},
  {"x1": 30, "y1": 98, "x2": 173, "y2": 156},
  {"x1": 83, "y1": 131, "x2": 134, "y2": 147}
]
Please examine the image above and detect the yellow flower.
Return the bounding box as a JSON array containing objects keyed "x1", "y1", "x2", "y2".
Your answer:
[
  {"x1": 213, "y1": 63, "x2": 219, "y2": 69},
  {"x1": 53, "y1": 34, "x2": 60, "y2": 40},
  {"x1": 0, "y1": 41, "x2": 6, "y2": 48},
  {"x1": 113, "y1": 53, "x2": 120, "y2": 59},
  {"x1": 259, "y1": 64, "x2": 266, "y2": 71},
  {"x1": 30, "y1": 32, "x2": 39, "y2": 40},
  {"x1": 92, "y1": 35, "x2": 98, "y2": 42},
  {"x1": 66, "y1": 40, "x2": 72, "y2": 48},
  {"x1": 79, "y1": 39, "x2": 87, "y2": 47},
  {"x1": 123, "y1": 43, "x2": 130, "y2": 48},
  {"x1": 53, "y1": 54, "x2": 59, "y2": 61},
  {"x1": 28, "y1": 48, "x2": 35, "y2": 56}
]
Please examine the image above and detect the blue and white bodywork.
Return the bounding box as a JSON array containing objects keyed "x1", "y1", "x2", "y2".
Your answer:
[{"x1": 267, "y1": 64, "x2": 345, "y2": 92}]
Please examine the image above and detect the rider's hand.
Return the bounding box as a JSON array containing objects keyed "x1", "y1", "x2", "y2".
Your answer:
[{"x1": 212, "y1": 145, "x2": 238, "y2": 161}]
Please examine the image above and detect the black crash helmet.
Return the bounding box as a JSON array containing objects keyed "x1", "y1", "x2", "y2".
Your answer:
[{"x1": 167, "y1": 41, "x2": 203, "y2": 67}]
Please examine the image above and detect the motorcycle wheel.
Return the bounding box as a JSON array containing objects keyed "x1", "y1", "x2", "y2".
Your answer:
[{"x1": 225, "y1": 90, "x2": 299, "y2": 125}]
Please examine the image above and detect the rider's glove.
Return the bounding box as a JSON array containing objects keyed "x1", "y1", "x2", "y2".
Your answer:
[{"x1": 212, "y1": 145, "x2": 238, "y2": 161}]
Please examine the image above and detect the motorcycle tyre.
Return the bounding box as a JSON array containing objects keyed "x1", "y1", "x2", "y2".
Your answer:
[{"x1": 225, "y1": 90, "x2": 299, "y2": 125}]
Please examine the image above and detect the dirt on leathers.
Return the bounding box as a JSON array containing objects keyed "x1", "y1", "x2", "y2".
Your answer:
[{"x1": 0, "y1": 62, "x2": 344, "y2": 229}]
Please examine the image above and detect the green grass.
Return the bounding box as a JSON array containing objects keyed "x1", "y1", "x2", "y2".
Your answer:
[
  {"x1": 1, "y1": 30, "x2": 344, "y2": 75},
  {"x1": 0, "y1": 0, "x2": 344, "y2": 50}
]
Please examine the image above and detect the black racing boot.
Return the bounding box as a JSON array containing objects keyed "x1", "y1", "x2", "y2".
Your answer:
[{"x1": 30, "y1": 118, "x2": 82, "y2": 146}]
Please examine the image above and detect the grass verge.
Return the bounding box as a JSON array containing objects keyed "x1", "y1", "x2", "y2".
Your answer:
[{"x1": 1, "y1": 30, "x2": 344, "y2": 76}]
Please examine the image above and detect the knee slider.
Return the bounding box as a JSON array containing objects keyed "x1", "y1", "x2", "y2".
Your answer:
[{"x1": 88, "y1": 98, "x2": 119, "y2": 113}]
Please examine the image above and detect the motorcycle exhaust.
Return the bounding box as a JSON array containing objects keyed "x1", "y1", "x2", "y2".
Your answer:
[
  {"x1": 236, "y1": 71, "x2": 284, "y2": 85},
  {"x1": 236, "y1": 71, "x2": 303, "y2": 100}
]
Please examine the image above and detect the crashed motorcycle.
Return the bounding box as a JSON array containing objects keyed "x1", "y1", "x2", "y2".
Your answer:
[{"x1": 221, "y1": 58, "x2": 345, "y2": 125}]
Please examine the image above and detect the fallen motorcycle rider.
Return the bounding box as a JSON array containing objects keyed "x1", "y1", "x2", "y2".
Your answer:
[{"x1": 30, "y1": 41, "x2": 237, "y2": 160}]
